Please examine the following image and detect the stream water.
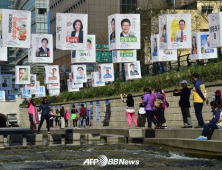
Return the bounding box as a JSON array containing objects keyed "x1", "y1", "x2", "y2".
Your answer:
[{"x1": 0, "y1": 140, "x2": 222, "y2": 170}]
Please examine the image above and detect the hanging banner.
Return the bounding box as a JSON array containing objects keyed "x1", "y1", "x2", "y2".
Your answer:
[
  {"x1": 208, "y1": 12, "x2": 222, "y2": 47},
  {"x1": 0, "y1": 91, "x2": 5, "y2": 102},
  {"x1": 71, "y1": 34, "x2": 96, "y2": 63},
  {"x1": 20, "y1": 88, "x2": 31, "y2": 99},
  {"x1": 48, "y1": 88, "x2": 60, "y2": 96},
  {"x1": 67, "y1": 79, "x2": 79, "y2": 92},
  {"x1": 0, "y1": 46, "x2": 7, "y2": 61},
  {"x1": 159, "y1": 15, "x2": 167, "y2": 50},
  {"x1": 35, "y1": 86, "x2": 46, "y2": 98},
  {"x1": 29, "y1": 34, "x2": 53, "y2": 63},
  {"x1": 30, "y1": 81, "x2": 40, "y2": 94},
  {"x1": 9, "y1": 83, "x2": 19, "y2": 96},
  {"x1": 191, "y1": 33, "x2": 198, "y2": 60},
  {"x1": 100, "y1": 63, "x2": 114, "y2": 82},
  {"x1": 151, "y1": 34, "x2": 177, "y2": 62},
  {"x1": 47, "y1": 82, "x2": 60, "y2": 90},
  {"x1": 26, "y1": 74, "x2": 36, "y2": 90},
  {"x1": 45, "y1": 65, "x2": 60, "y2": 84},
  {"x1": 56, "y1": 13, "x2": 88, "y2": 50},
  {"x1": 96, "y1": 101, "x2": 100, "y2": 122},
  {"x1": 2, "y1": 9, "x2": 31, "y2": 48},
  {"x1": 112, "y1": 50, "x2": 137, "y2": 63},
  {"x1": 191, "y1": 32, "x2": 217, "y2": 60},
  {"x1": 1, "y1": 74, "x2": 12, "y2": 90},
  {"x1": 124, "y1": 61, "x2": 141, "y2": 80},
  {"x1": 71, "y1": 65, "x2": 87, "y2": 83},
  {"x1": 91, "y1": 72, "x2": 105, "y2": 87},
  {"x1": 15, "y1": 66, "x2": 30, "y2": 84},
  {"x1": 108, "y1": 14, "x2": 140, "y2": 50}
]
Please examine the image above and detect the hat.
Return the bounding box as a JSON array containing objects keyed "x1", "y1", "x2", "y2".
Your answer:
[{"x1": 181, "y1": 80, "x2": 187, "y2": 84}]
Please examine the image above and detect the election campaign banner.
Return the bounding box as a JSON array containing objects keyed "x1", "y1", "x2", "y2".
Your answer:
[
  {"x1": 0, "y1": 91, "x2": 5, "y2": 102},
  {"x1": 99, "y1": 63, "x2": 114, "y2": 82},
  {"x1": 0, "y1": 46, "x2": 7, "y2": 61},
  {"x1": 26, "y1": 74, "x2": 37, "y2": 90},
  {"x1": 71, "y1": 65, "x2": 87, "y2": 83},
  {"x1": 124, "y1": 61, "x2": 141, "y2": 80},
  {"x1": 1, "y1": 74, "x2": 12, "y2": 90},
  {"x1": 45, "y1": 65, "x2": 60, "y2": 84},
  {"x1": 112, "y1": 50, "x2": 137, "y2": 63},
  {"x1": 48, "y1": 88, "x2": 60, "y2": 96},
  {"x1": 35, "y1": 86, "x2": 46, "y2": 98},
  {"x1": 91, "y1": 72, "x2": 105, "y2": 87},
  {"x1": 15, "y1": 66, "x2": 30, "y2": 84},
  {"x1": 191, "y1": 33, "x2": 198, "y2": 60},
  {"x1": 67, "y1": 79, "x2": 79, "y2": 92}
]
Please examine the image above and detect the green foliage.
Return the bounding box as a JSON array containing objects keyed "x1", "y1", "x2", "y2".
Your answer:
[{"x1": 20, "y1": 61, "x2": 222, "y2": 106}]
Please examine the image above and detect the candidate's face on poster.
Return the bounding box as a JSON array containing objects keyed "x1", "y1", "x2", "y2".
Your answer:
[
  {"x1": 70, "y1": 19, "x2": 83, "y2": 43},
  {"x1": 42, "y1": 39, "x2": 48, "y2": 48},
  {"x1": 87, "y1": 40, "x2": 92, "y2": 50},
  {"x1": 179, "y1": 20, "x2": 185, "y2": 31},
  {"x1": 106, "y1": 70, "x2": 109, "y2": 75},
  {"x1": 130, "y1": 64, "x2": 135, "y2": 71},
  {"x1": 52, "y1": 68, "x2": 57, "y2": 77},
  {"x1": 77, "y1": 67, "x2": 84, "y2": 76},
  {"x1": 35, "y1": 38, "x2": 50, "y2": 57},
  {"x1": 206, "y1": 36, "x2": 210, "y2": 45},
  {"x1": 19, "y1": 68, "x2": 26, "y2": 80},
  {"x1": 121, "y1": 19, "x2": 131, "y2": 35},
  {"x1": 111, "y1": 19, "x2": 115, "y2": 32}
]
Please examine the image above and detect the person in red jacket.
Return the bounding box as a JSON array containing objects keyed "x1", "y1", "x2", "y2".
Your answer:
[{"x1": 79, "y1": 104, "x2": 87, "y2": 128}]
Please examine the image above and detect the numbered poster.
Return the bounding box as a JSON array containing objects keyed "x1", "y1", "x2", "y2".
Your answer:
[
  {"x1": 124, "y1": 61, "x2": 141, "y2": 80},
  {"x1": 100, "y1": 63, "x2": 114, "y2": 82},
  {"x1": 108, "y1": 14, "x2": 140, "y2": 50},
  {"x1": 208, "y1": 12, "x2": 222, "y2": 47},
  {"x1": 45, "y1": 65, "x2": 60, "y2": 84},
  {"x1": 151, "y1": 34, "x2": 177, "y2": 62},
  {"x1": 91, "y1": 72, "x2": 105, "y2": 87},
  {"x1": 1, "y1": 74, "x2": 12, "y2": 90},
  {"x1": 0, "y1": 46, "x2": 7, "y2": 61},
  {"x1": 26, "y1": 74, "x2": 36, "y2": 90},
  {"x1": 15, "y1": 66, "x2": 30, "y2": 84},
  {"x1": 67, "y1": 79, "x2": 79, "y2": 92},
  {"x1": 56, "y1": 13, "x2": 88, "y2": 50},
  {"x1": 29, "y1": 34, "x2": 53, "y2": 63},
  {"x1": 0, "y1": 91, "x2": 5, "y2": 101},
  {"x1": 112, "y1": 50, "x2": 137, "y2": 63},
  {"x1": 35, "y1": 86, "x2": 46, "y2": 98},
  {"x1": 2, "y1": 9, "x2": 31, "y2": 48},
  {"x1": 71, "y1": 35, "x2": 96, "y2": 63},
  {"x1": 48, "y1": 88, "x2": 60, "y2": 96},
  {"x1": 71, "y1": 65, "x2": 87, "y2": 83}
]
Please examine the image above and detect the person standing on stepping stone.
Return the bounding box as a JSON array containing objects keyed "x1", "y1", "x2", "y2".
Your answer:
[
  {"x1": 60, "y1": 106, "x2": 65, "y2": 129},
  {"x1": 173, "y1": 80, "x2": 192, "y2": 128}
]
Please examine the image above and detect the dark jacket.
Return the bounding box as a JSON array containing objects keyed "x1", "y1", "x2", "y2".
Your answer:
[
  {"x1": 210, "y1": 108, "x2": 222, "y2": 124},
  {"x1": 38, "y1": 97, "x2": 57, "y2": 116},
  {"x1": 36, "y1": 47, "x2": 50, "y2": 57},
  {"x1": 71, "y1": 30, "x2": 83, "y2": 43},
  {"x1": 80, "y1": 107, "x2": 87, "y2": 116},
  {"x1": 60, "y1": 108, "x2": 65, "y2": 117},
  {"x1": 173, "y1": 87, "x2": 191, "y2": 108}
]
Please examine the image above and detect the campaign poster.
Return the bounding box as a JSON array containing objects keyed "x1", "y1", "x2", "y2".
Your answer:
[
  {"x1": 0, "y1": 10, "x2": 2, "y2": 45},
  {"x1": 159, "y1": 15, "x2": 167, "y2": 50},
  {"x1": 56, "y1": 13, "x2": 88, "y2": 50},
  {"x1": 9, "y1": 83, "x2": 19, "y2": 95},
  {"x1": 71, "y1": 34, "x2": 96, "y2": 63},
  {"x1": 91, "y1": 72, "x2": 105, "y2": 87},
  {"x1": 71, "y1": 81, "x2": 83, "y2": 89},
  {"x1": 199, "y1": 32, "x2": 217, "y2": 59},
  {"x1": 124, "y1": 61, "x2": 141, "y2": 80},
  {"x1": 47, "y1": 82, "x2": 60, "y2": 90},
  {"x1": 151, "y1": 34, "x2": 177, "y2": 62},
  {"x1": 20, "y1": 88, "x2": 31, "y2": 99},
  {"x1": 48, "y1": 88, "x2": 60, "y2": 96},
  {"x1": 35, "y1": 86, "x2": 46, "y2": 98},
  {"x1": 0, "y1": 46, "x2": 7, "y2": 61},
  {"x1": 1, "y1": 74, "x2": 12, "y2": 90},
  {"x1": 45, "y1": 65, "x2": 60, "y2": 84},
  {"x1": 108, "y1": 15, "x2": 116, "y2": 50},
  {"x1": 29, "y1": 34, "x2": 53, "y2": 63},
  {"x1": 15, "y1": 66, "x2": 30, "y2": 84},
  {"x1": 168, "y1": 14, "x2": 191, "y2": 49},
  {"x1": 26, "y1": 74, "x2": 36, "y2": 90},
  {"x1": 0, "y1": 91, "x2": 5, "y2": 102},
  {"x1": 2, "y1": 9, "x2": 31, "y2": 48},
  {"x1": 67, "y1": 79, "x2": 79, "y2": 92},
  {"x1": 208, "y1": 12, "x2": 222, "y2": 47},
  {"x1": 71, "y1": 65, "x2": 87, "y2": 83},
  {"x1": 100, "y1": 63, "x2": 114, "y2": 82},
  {"x1": 112, "y1": 50, "x2": 137, "y2": 63},
  {"x1": 191, "y1": 33, "x2": 198, "y2": 60},
  {"x1": 30, "y1": 81, "x2": 40, "y2": 94}
]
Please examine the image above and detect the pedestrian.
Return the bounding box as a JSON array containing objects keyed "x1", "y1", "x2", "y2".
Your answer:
[
  {"x1": 65, "y1": 109, "x2": 69, "y2": 127},
  {"x1": 38, "y1": 95, "x2": 59, "y2": 134},
  {"x1": 192, "y1": 73, "x2": 206, "y2": 128},
  {"x1": 86, "y1": 108, "x2": 90, "y2": 126},
  {"x1": 26, "y1": 98, "x2": 38, "y2": 133},
  {"x1": 173, "y1": 80, "x2": 193, "y2": 128},
  {"x1": 138, "y1": 96, "x2": 146, "y2": 127},
  {"x1": 54, "y1": 109, "x2": 60, "y2": 128},
  {"x1": 161, "y1": 89, "x2": 168, "y2": 129},
  {"x1": 71, "y1": 105, "x2": 78, "y2": 128},
  {"x1": 120, "y1": 93, "x2": 138, "y2": 128},
  {"x1": 60, "y1": 106, "x2": 65, "y2": 129},
  {"x1": 151, "y1": 87, "x2": 166, "y2": 129},
  {"x1": 49, "y1": 109, "x2": 54, "y2": 128},
  {"x1": 212, "y1": 90, "x2": 222, "y2": 109},
  {"x1": 142, "y1": 88, "x2": 156, "y2": 129},
  {"x1": 79, "y1": 104, "x2": 87, "y2": 128},
  {"x1": 196, "y1": 101, "x2": 222, "y2": 140}
]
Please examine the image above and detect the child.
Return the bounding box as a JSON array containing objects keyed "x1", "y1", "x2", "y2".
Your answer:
[
  {"x1": 49, "y1": 109, "x2": 54, "y2": 128},
  {"x1": 196, "y1": 101, "x2": 222, "y2": 140},
  {"x1": 79, "y1": 104, "x2": 87, "y2": 128},
  {"x1": 71, "y1": 105, "x2": 78, "y2": 128},
  {"x1": 65, "y1": 109, "x2": 69, "y2": 127}
]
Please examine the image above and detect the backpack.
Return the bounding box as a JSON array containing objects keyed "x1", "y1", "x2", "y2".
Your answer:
[{"x1": 154, "y1": 93, "x2": 163, "y2": 108}]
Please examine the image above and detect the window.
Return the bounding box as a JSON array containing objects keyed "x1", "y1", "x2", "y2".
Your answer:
[
  {"x1": 201, "y1": 6, "x2": 213, "y2": 15},
  {"x1": 121, "y1": 0, "x2": 137, "y2": 13},
  {"x1": 38, "y1": 8, "x2": 47, "y2": 15}
]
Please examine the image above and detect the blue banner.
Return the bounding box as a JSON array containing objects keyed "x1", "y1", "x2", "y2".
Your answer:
[{"x1": 96, "y1": 101, "x2": 100, "y2": 121}]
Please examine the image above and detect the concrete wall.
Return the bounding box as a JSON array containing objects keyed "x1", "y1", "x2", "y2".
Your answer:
[{"x1": 19, "y1": 82, "x2": 222, "y2": 128}]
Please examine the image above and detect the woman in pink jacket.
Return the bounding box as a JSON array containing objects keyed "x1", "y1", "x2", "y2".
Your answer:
[
  {"x1": 65, "y1": 109, "x2": 70, "y2": 127},
  {"x1": 26, "y1": 98, "x2": 38, "y2": 133}
]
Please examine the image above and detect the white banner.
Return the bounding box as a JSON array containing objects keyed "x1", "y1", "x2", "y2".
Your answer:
[
  {"x1": 48, "y1": 88, "x2": 60, "y2": 96},
  {"x1": 20, "y1": 88, "x2": 31, "y2": 99},
  {"x1": 2, "y1": 9, "x2": 31, "y2": 48},
  {"x1": 47, "y1": 82, "x2": 60, "y2": 90},
  {"x1": 1, "y1": 74, "x2": 12, "y2": 90},
  {"x1": 26, "y1": 74, "x2": 36, "y2": 90},
  {"x1": 67, "y1": 79, "x2": 79, "y2": 92},
  {"x1": 35, "y1": 86, "x2": 46, "y2": 98},
  {"x1": 15, "y1": 66, "x2": 30, "y2": 84},
  {"x1": 56, "y1": 13, "x2": 88, "y2": 50},
  {"x1": 208, "y1": 12, "x2": 222, "y2": 47},
  {"x1": 0, "y1": 91, "x2": 5, "y2": 101},
  {"x1": 29, "y1": 34, "x2": 53, "y2": 63},
  {"x1": 71, "y1": 65, "x2": 87, "y2": 83},
  {"x1": 71, "y1": 34, "x2": 96, "y2": 63},
  {"x1": 159, "y1": 15, "x2": 167, "y2": 50},
  {"x1": 112, "y1": 50, "x2": 137, "y2": 63},
  {"x1": 124, "y1": 61, "x2": 141, "y2": 80},
  {"x1": 151, "y1": 34, "x2": 177, "y2": 62},
  {"x1": 108, "y1": 14, "x2": 140, "y2": 50},
  {"x1": 45, "y1": 65, "x2": 60, "y2": 84},
  {"x1": 91, "y1": 72, "x2": 105, "y2": 87},
  {"x1": 100, "y1": 63, "x2": 114, "y2": 82},
  {"x1": 30, "y1": 81, "x2": 40, "y2": 94},
  {"x1": 0, "y1": 46, "x2": 7, "y2": 61}
]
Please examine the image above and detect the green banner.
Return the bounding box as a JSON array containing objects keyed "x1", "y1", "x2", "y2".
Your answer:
[
  {"x1": 96, "y1": 51, "x2": 112, "y2": 62},
  {"x1": 120, "y1": 50, "x2": 134, "y2": 57},
  {"x1": 120, "y1": 37, "x2": 137, "y2": 42}
]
